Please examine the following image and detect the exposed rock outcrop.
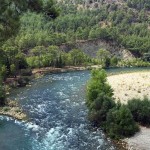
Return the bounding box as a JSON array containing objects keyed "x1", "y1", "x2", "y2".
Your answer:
[{"x1": 59, "y1": 39, "x2": 134, "y2": 60}]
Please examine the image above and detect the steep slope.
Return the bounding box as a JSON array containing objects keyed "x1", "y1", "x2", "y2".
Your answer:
[{"x1": 60, "y1": 39, "x2": 134, "y2": 60}]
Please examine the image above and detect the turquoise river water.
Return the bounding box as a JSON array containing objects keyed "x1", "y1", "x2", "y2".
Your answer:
[{"x1": 0, "y1": 67, "x2": 149, "y2": 150}]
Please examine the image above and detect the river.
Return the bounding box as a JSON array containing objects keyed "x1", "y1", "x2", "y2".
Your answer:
[{"x1": 0, "y1": 67, "x2": 150, "y2": 150}]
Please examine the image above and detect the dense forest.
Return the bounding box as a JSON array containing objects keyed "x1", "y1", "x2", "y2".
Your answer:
[
  {"x1": 12, "y1": 0, "x2": 150, "y2": 54},
  {"x1": 1, "y1": 0, "x2": 150, "y2": 104},
  {"x1": 1, "y1": 0, "x2": 150, "y2": 68}
]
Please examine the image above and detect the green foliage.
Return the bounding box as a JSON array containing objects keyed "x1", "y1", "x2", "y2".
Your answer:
[
  {"x1": 1, "y1": 0, "x2": 150, "y2": 69},
  {"x1": 27, "y1": 45, "x2": 63, "y2": 68},
  {"x1": 68, "y1": 49, "x2": 89, "y2": 66},
  {"x1": 1, "y1": 0, "x2": 150, "y2": 65},
  {"x1": 118, "y1": 58, "x2": 150, "y2": 67},
  {"x1": 127, "y1": 97, "x2": 150, "y2": 126},
  {"x1": 0, "y1": 0, "x2": 59, "y2": 75},
  {"x1": 0, "y1": 77, "x2": 5, "y2": 106},
  {"x1": 27, "y1": 47, "x2": 91, "y2": 68},
  {"x1": 86, "y1": 69, "x2": 141, "y2": 139},
  {"x1": 106, "y1": 105, "x2": 139, "y2": 139},
  {"x1": 0, "y1": 0, "x2": 59, "y2": 43},
  {"x1": 0, "y1": 65, "x2": 7, "y2": 80},
  {"x1": 15, "y1": 52, "x2": 28, "y2": 69},
  {"x1": 110, "y1": 56, "x2": 119, "y2": 67},
  {"x1": 88, "y1": 93, "x2": 115, "y2": 124},
  {"x1": 127, "y1": 0, "x2": 150, "y2": 10},
  {"x1": 87, "y1": 69, "x2": 113, "y2": 101},
  {"x1": 96, "y1": 49, "x2": 111, "y2": 67},
  {"x1": 143, "y1": 53, "x2": 150, "y2": 62},
  {"x1": 86, "y1": 69, "x2": 114, "y2": 124},
  {"x1": 10, "y1": 64, "x2": 16, "y2": 77},
  {"x1": 89, "y1": 27, "x2": 110, "y2": 40}
]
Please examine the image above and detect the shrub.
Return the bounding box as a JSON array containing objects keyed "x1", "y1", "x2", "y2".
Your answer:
[
  {"x1": 106, "y1": 105, "x2": 139, "y2": 139},
  {"x1": 86, "y1": 69, "x2": 113, "y2": 104},
  {"x1": 86, "y1": 69, "x2": 114, "y2": 125},
  {"x1": 88, "y1": 93, "x2": 115, "y2": 124},
  {"x1": 118, "y1": 59, "x2": 150, "y2": 67},
  {"x1": 110, "y1": 56, "x2": 119, "y2": 67},
  {"x1": 127, "y1": 97, "x2": 150, "y2": 126}
]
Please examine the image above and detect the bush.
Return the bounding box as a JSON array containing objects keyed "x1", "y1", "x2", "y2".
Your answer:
[
  {"x1": 127, "y1": 97, "x2": 150, "y2": 126},
  {"x1": 86, "y1": 69, "x2": 141, "y2": 140},
  {"x1": 106, "y1": 105, "x2": 139, "y2": 139},
  {"x1": 86, "y1": 69, "x2": 113, "y2": 104},
  {"x1": 86, "y1": 69, "x2": 114, "y2": 125},
  {"x1": 110, "y1": 56, "x2": 119, "y2": 67},
  {"x1": 118, "y1": 59, "x2": 150, "y2": 67},
  {"x1": 88, "y1": 93, "x2": 115, "y2": 124}
]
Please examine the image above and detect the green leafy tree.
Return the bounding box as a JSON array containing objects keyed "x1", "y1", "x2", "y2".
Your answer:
[
  {"x1": 10, "y1": 64, "x2": 16, "y2": 77},
  {"x1": 68, "y1": 49, "x2": 88, "y2": 66},
  {"x1": 96, "y1": 49, "x2": 111, "y2": 67},
  {"x1": 47, "y1": 46, "x2": 60, "y2": 67},
  {"x1": 31, "y1": 46, "x2": 45, "y2": 68}
]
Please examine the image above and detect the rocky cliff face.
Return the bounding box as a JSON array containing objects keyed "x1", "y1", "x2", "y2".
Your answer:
[{"x1": 59, "y1": 39, "x2": 134, "y2": 60}]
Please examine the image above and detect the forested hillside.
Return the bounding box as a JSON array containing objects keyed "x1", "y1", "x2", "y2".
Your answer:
[
  {"x1": 1, "y1": 0, "x2": 150, "y2": 78},
  {"x1": 11, "y1": 0, "x2": 150, "y2": 54}
]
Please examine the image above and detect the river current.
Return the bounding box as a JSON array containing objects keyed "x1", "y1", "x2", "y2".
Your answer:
[{"x1": 0, "y1": 67, "x2": 149, "y2": 150}]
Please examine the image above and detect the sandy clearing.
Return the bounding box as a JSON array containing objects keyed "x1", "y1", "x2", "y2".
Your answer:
[
  {"x1": 107, "y1": 72, "x2": 150, "y2": 104},
  {"x1": 107, "y1": 71, "x2": 150, "y2": 150}
]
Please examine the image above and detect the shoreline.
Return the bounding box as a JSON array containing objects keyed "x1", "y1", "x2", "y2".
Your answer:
[
  {"x1": 0, "y1": 100, "x2": 27, "y2": 121},
  {"x1": 1, "y1": 65, "x2": 101, "y2": 121},
  {"x1": 32, "y1": 65, "x2": 103, "y2": 76},
  {"x1": 1, "y1": 67, "x2": 150, "y2": 149},
  {"x1": 107, "y1": 71, "x2": 150, "y2": 104},
  {"x1": 108, "y1": 71, "x2": 150, "y2": 150}
]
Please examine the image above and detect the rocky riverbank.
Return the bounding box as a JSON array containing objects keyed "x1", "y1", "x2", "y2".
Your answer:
[
  {"x1": 32, "y1": 65, "x2": 103, "y2": 75},
  {"x1": 1, "y1": 66, "x2": 101, "y2": 121},
  {"x1": 0, "y1": 100, "x2": 27, "y2": 120}
]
